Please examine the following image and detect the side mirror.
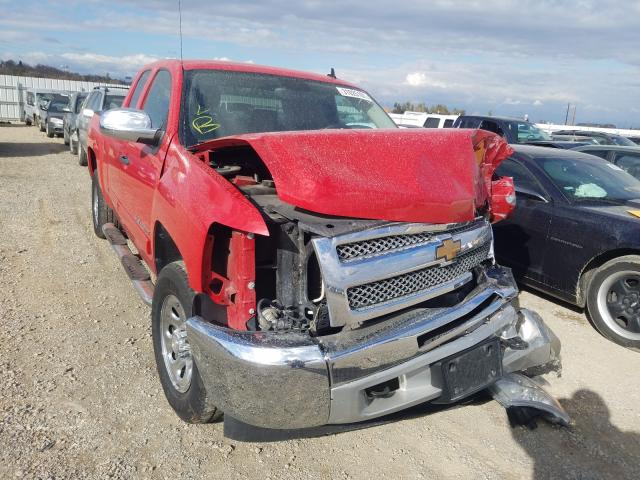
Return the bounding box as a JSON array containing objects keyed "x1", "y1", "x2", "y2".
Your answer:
[
  {"x1": 82, "y1": 108, "x2": 94, "y2": 118},
  {"x1": 515, "y1": 186, "x2": 548, "y2": 203},
  {"x1": 100, "y1": 108, "x2": 161, "y2": 146}
]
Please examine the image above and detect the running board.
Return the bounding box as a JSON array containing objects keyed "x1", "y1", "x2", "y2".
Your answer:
[{"x1": 102, "y1": 223, "x2": 154, "y2": 306}]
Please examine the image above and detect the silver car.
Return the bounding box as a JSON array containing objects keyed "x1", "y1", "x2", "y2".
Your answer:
[{"x1": 76, "y1": 86, "x2": 128, "y2": 166}]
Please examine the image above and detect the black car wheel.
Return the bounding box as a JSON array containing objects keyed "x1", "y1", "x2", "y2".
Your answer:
[
  {"x1": 63, "y1": 126, "x2": 70, "y2": 145},
  {"x1": 587, "y1": 255, "x2": 640, "y2": 350},
  {"x1": 152, "y1": 261, "x2": 223, "y2": 423},
  {"x1": 91, "y1": 172, "x2": 117, "y2": 238},
  {"x1": 46, "y1": 122, "x2": 54, "y2": 138},
  {"x1": 78, "y1": 143, "x2": 87, "y2": 166}
]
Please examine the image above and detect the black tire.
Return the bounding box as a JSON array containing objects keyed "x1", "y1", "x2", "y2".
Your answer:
[
  {"x1": 63, "y1": 126, "x2": 70, "y2": 145},
  {"x1": 25, "y1": 115, "x2": 32, "y2": 126},
  {"x1": 91, "y1": 172, "x2": 116, "y2": 238},
  {"x1": 46, "y1": 122, "x2": 54, "y2": 138},
  {"x1": 39, "y1": 118, "x2": 45, "y2": 132},
  {"x1": 78, "y1": 143, "x2": 87, "y2": 166},
  {"x1": 70, "y1": 134, "x2": 78, "y2": 155},
  {"x1": 152, "y1": 261, "x2": 223, "y2": 423},
  {"x1": 586, "y1": 255, "x2": 640, "y2": 350}
]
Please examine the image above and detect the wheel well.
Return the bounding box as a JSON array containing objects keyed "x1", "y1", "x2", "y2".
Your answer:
[
  {"x1": 577, "y1": 248, "x2": 640, "y2": 306},
  {"x1": 154, "y1": 222, "x2": 183, "y2": 274}
]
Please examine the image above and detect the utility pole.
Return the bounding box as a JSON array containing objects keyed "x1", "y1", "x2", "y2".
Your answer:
[
  {"x1": 565, "y1": 103, "x2": 571, "y2": 125},
  {"x1": 571, "y1": 105, "x2": 577, "y2": 126}
]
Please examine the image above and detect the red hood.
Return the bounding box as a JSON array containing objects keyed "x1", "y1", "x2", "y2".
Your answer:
[{"x1": 193, "y1": 129, "x2": 513, "y2": 224}]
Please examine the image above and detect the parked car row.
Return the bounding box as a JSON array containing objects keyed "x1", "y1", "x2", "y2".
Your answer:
[{"x1": 25, "y1": 86, "x2": 129, "y2": 164}]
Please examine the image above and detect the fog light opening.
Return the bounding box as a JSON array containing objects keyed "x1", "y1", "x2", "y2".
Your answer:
[{"x1": 365, "y1": 377, "x2": 400, "y2": 400}]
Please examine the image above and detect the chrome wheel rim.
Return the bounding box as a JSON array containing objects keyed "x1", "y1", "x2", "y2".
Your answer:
[
  {"x1": 596, "y1": 270, "x2": 640, "y2": 340},
  {"x1": 160, "y1": 294, "x2": 193, "y2": 392}
]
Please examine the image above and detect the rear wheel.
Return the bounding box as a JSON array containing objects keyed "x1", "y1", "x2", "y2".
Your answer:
[
  {"x1": 46, "y1": 122, "x2": 54, "y2": 138},
  {"x1": 152, "y1": 261, "x2": 223, "y2": 423},
  {"x1": 70, "y1": 132, "x2": 78, "y2": 154},
  {"x1": 91, "y1": 172, "x2": 116, "y2": 238},
  {"x1": 586, "y1": 255, "x2": 640, "y2": 350},
  {"x1": 25, "y1": 114, "x2": 32, "y2": 126},
  {"x1": 39, "y1": 117, "x2": 45, "y2": 132},
  {"x1": 78, "y1": 143, "x2": 87, "y2": 166},
  {"x1": 63, "y1": 127, "x2": 70, "y2": 145}
]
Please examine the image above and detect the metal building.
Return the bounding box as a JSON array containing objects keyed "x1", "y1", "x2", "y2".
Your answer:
[{"x1": 0, "y1": 74, "x2": 127, "y2": 122}]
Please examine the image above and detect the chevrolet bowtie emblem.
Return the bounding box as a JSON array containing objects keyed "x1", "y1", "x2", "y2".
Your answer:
[{"x1": 435, "y1": 238, "x2": 462, "y2": 262}]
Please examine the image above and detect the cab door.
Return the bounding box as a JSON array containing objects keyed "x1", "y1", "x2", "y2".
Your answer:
[{"x1": 110, "y1": 69, "x2": 173, "y2": 256}]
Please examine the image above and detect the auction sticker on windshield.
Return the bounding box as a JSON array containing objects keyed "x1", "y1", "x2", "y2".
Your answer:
[{"x1": 336, "y1": 87, "x2": 372, "y2": 102}]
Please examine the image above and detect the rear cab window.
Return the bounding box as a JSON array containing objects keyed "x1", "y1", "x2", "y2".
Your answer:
[
  {"x1": 142, "y1": 70, "x2": 172, "y2": 129},
  {"x1": 128, "y1": 70, "x2": 151, "y2": 109}
]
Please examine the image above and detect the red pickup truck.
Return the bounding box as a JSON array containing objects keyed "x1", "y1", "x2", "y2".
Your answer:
[{"x1": 86, "y1": 60, "x2": 568, "y2": 430}]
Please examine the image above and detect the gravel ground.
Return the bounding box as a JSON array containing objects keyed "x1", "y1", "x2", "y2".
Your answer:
[{"x1": 1, "y1": 124, "x2": 639, "y2": 480}]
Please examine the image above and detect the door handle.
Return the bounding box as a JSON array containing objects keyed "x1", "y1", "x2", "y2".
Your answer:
[{"x1": 119, "y1": 155, "x2": 129, "y2": 165}]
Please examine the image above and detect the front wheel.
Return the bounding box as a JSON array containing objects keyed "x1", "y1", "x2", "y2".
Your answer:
[
  {"x1": 152, "y1": 261, "x2": 223, "y2": 423},
  {"x1": 46, "y1": 122, "x2": 54, "y2": 138},
  {"x1": 63, "y1": 127, "x2": 70, "y2": 145},
  {"x1": 39, "y1": 118, "x2": 45, "y2": 132},
  {"x1": 586, "y1": 255, "x2": 640, "y2": 350}
]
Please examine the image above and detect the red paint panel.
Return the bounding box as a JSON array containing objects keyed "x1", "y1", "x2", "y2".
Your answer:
[{"x1": 193, "y1": 129, "x2": 513, "y2": 224}]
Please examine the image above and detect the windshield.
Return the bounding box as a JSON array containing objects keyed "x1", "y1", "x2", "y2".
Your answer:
[
  {"x1": 540, "y1": 155, "x2": 640, "y2": 203},
  {"x1": 36, "y1": 93, "x2": 55, "y2": 108},
  {"x1": 612, "y1": 135, "x2": 636, "y2": 147},
  {"x1": 180, "y1": 69, "x2": 396, "y2": 147},
  {"x1": 45, "y1": 95, "x2": 68, "y2": 112},
  {"x1": 104, "y1": 94, "x2": 125, "y2": 111},
  {"x1": 507, "y1": 121, "x2": 551, "y2": 143}
]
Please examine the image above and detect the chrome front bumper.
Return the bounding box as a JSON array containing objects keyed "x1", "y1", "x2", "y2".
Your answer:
[{"x1": 186, "y1": 266, "x2": 562, "y2": 429}]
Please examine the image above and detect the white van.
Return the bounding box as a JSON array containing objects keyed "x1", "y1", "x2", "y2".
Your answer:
[{"x1": 389, "y1": 111, "x2": 459, "y2": 129}]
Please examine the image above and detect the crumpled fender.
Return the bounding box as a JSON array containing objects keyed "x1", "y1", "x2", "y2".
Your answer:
[{"x1": 193, "y1": 129, "x2": 514, "y2": 224}]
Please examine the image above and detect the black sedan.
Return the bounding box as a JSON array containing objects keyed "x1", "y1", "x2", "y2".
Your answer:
[{"x1": 493, "y1": 145, "x2": 640, "y2": 349}]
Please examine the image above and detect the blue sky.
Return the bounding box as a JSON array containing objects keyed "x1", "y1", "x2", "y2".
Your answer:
[{"x1": 2, "y1": 0, "x2": 639, "y2": 127}]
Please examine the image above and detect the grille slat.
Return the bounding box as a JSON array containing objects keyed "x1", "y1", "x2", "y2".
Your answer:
[
  {"x1": 346, "y1": 244, "x2": 491, "y2": 310},
  {"x1": 336, "y1": 223, "x2": 479, "y2": 262}
]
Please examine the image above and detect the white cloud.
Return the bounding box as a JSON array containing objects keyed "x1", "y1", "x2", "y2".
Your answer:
[
  {"x1": 3, "y1": 51, "x2": 158, "y2": 78},
  {"x1": 405, "y1": 72, "x2": 446, "y2": 88}
]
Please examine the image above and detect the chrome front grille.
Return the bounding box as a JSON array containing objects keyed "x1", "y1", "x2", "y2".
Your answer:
[
  {"x1": 346, "y1": 243, "x2": 491, "y2": 310},
  {"x1": 337, "y1": 232, "x2": 433, "y2": 261},
  {"x1": 336, "y1": 223, "x2": 478, "y2": 262},
  {"x1": 311, "y1": 220, "x2": 494, "y2": 328}
]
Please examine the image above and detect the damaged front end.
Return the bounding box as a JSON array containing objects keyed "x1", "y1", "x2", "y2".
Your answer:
[{"x1": 186, "y1": 129, "x2": 567, "y2": 430}]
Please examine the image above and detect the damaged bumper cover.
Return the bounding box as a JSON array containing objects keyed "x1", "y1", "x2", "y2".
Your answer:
[{"x1": 186, "y1": 266, "x2": 564, "y2": 429}]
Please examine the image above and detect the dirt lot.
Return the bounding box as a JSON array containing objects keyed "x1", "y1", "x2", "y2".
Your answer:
[{"x1": 0, "y1": 124, "x2": 639, "y2": 479}]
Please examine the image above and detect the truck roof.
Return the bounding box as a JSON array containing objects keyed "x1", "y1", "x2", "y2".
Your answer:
[{"x1": 141, "y1": 59, "x2": 360, "y2": 89}]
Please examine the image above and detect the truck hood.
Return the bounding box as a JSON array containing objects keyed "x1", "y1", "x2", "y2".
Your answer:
[{"x1": 192, "y1": 129, "x2": 512, "y2": 224}]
